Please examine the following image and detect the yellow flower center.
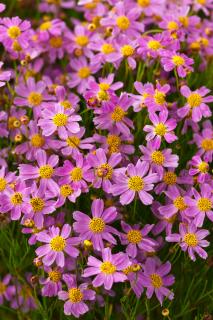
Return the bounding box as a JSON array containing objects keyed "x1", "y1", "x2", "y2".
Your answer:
[
  {"x1": 97, "y1": 89, "x2": 110, "y2": 101},
  {"x1": 167, "y1": 21, "x2": 179, "y2": 31},
  {"x1": 50, "y1": 36, "x2": 63, "y2": 48},
  {"x1": 127, "y1": 230, "x2": 142, "y2": 244},
  {"x1": 107, "y1": 135, "x2": 121, "y2": 153},
  {"x1": 172, "y1": 55, "x2": 185, "y2": 66},
  {"x1": 50, "y1": 236, "x2": 66, "y2": 251},
  {"x1": 179, "y1": 16, "x2": 189, "y2": 28},
  {"x1": 187, "y1": 93, "x2": 202, "y2": 108},
  {"x1": 68, "y1": 288, "x2": 83, "y2": 303},
  {"x1": 0, "y1": 282, "x2": 6, "y2": 294},
  {"x1": 154, "y1": 90, "x2": 166, "y2": 105},
  {"x1": 78, "y1": 67, "x2": 91, "y2": 79},
  {"x1": 137, "y1": 0, "x2": 150, "y2": 7},
  {"x1": 121, "y1": 45, "x2": 134, "y2": 57},
  {"x1": 116, "y1": 16, "x2": 130, "y2": 30},
  {"x1": 75, "y1": 35, "x2": 89, "y2": 47},
  {"x1": 7, "y1": 26, "x2": 21, "y2": 39},
  {"x1": 184, "y1": 233, "x2": 198, "y2": 247},
  {"x1": 28, "y1": 92, "x2": 43, "y2": 106},
  {"x1": 66, "y1": 136, "x2": 80, "y2": 148},
  {"x1": 0, "y1": 178, "x2": 7, "y2": 192},
  {"x1": 173, "y1": 196, "x2": 187, "y2": 211},
  {"x1": 151, "y1": 151, "x2": 165, "y2": 165},
  {"x1": 201, "y1": 139, "x2": 213, "y2": 151},
  {"x1": 31, "y1": 134, "x2": 45, "y2": 148},
  {"x1": 53, "y1": 113, "x2": 68, "y2": 126},
  {"x1": 147, "y1": 40, "x2": 162, "y2": 50},
  {"x1": 154, "y1": 123, "x2": 167, "y2": 136},
  {"x1": 163, "y1": 172, "x2": 177, "y2": 185},
  {"x1": 47, "y1": 0, "x2": 61, "y2": 4},
  {"x1": 111, "y1": 106, "x2": 126, "y2": 122},
  {"x1": 60, "y1": 184, "x2": 73, "y2": 197},
  {"x1": 30, "y1": 197, "x2": 45, "y2": 212},
  {"x1": 199, "y1": 37, "x2": 209, "y2": 47},
  {"x1": 100, "y1": 261, "x2": 116, "y2": 274},
  {"x1": 197, "y1": 197, "x2": 211, "y2": 211},
  {"x1": 39, "y1": 165, "x2": 54, "y2": 179},
  {"x1": 198, "y1": 161, "x2": 209, "y2": 173},
  {"x1": 70, "y1": 167, "x2": 83, "y2": 181},
  {"x1": 48, "y1": 270, "x2": 61, "y2": 282},
  {"x1": 11, "y1": 192, "x2": 23, "y2": 205},
  {"x1": 96, "y1": 163, "x2": 113, "y2": 179},
  {"x1": 123, "y1": 264, "x2": 141, "y2": 275},
  {"x1": 101, "y1": 43, "x2": 115, "y2": 54},
  {"x1": 12, "y1": 40, "x2": 22, "y2": 51},
  {"x1": 150, "y1": 273, "x2": 163, "y2": 288},
  {"x1": 61, "y1": 100, "x2": 72, "y2": 109},
  {"x1": 99, "y1": 83, "x2": 110, "y2": 90},
  {"x1": 128, "y1": 176, "x2": 144, "y2": 191},
  {"x1": 197, "y1": 0, "x2": 206, "y2": 4},
  {"x1": 40, "y1": 21, "x2": 52, "y2": 31},
  {"x1": 89, "y1": 217, "x2": 105, "y2": 233}
]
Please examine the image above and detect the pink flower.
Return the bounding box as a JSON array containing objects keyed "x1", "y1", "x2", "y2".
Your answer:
[{"x1": 161, "y1": 51, "x2": 193, "y2": 77}]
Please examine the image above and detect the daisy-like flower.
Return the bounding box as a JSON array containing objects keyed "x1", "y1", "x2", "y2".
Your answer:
[
  {"x1": 19, "y1": 149, "x2": 60, "y2": 196},
  {"x1": 58, "y1": 274, "x2": 95, "y2": 318},
  {"x1": 14, "y1": 77, "x2": 54, "y2": 110},
  {"x1": 0, "y1": 62, "x2": 11, "y2": 87},
  {"x1": 37, "y1": 19, "x2": 65, "y2": 41},
  {"x1": 68, "y1": 57, "x2": 100, "y2": 94},
  {"x1": 40, "y1": 266, "x2": 63, "y2": 297},
  {"x1": 140, "y1": 140, "x2": 179, "y2": 179},
  {"x1": 111, "y1": 159, "x2": 158, "y2": 205},
  {"x1": 144, "y1": 109, "x2": 177, "y2": 144},
  {"x1": 193, "y1": 121, "x2": 213, "y2": 162},
  {"x1": 166, "y1": 223, "x2": 210, "y2": 261},
  {"x1": 101, "y1": 2, "x2": 144, "y2": 37},
  {"x1": 121, "y1": 222, "x2": 157, "y2": 258},
  {"x1": 0, "y1": 181, "x2": 30, "y2": 220},
  {"x1": 73, "y1": 198, "x2": 118, "y2": 251},
  {"x1": 189, "y1": 155, "x2": 210, "y2": 183},
  {"x1": 161, "y1": 51, "x2": 194, "y2": 77},
  {"x1": 131, "y1": 82, "x2": 153, "y2": 112},
  {"x1": 38, "y1": 103, "x2": 81, "y2": 139},
  {"x1": 184, "y1": 184, "x2": 213, "y2": 227},
  {"x1": 56, "y1": 153, "x2": 91, "y2": 193},
  {"x1": 137, "y1": 0, "x2": 163, "y2": 16},
  {"x1": 86, "y1": 148, "x2": 122, "y2": 193},
  {"x1": 141, "y1": 257, "x2": 175, "y2": 305},
  {"x1": 0, "y1": 166, "x2": 16, "y2": 194},
  {"x1": 94, "y1": 93, "x2": 133, "y2": 135},
  {"x1": 0, "y1": 274, "x2": 15, "y2": 305},
  {"x1": 36, "y1": 224, "x2": 79, "y2": 267},
  {"x1": 83, "y1": 247, "x2": 130, "y2": 290},
  {"x1": 144, "y1": 83, "x2": 171, "y2": 112},
  {"x1": 178, "y1": 85, "x2": 213, "y2": 122},
  {"x1": 123, "y1": 261, "x2": 144, "y2": 298}
]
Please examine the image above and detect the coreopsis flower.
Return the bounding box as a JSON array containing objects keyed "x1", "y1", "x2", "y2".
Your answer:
[
  {"x1": 184, "y1": 184, "x2": 213, "y2": 227},
  {"x1": 58, "y1": 274, "x2": 95, "y2": 318},
  {"x1": 93, "y1": 93, "x2": 133, "y2": 135},
  {"x1": 161, "y1": 51, "x2": 194, "y2": 77},
  {"x1": 0, "y1": 274, "x2": 15, "y2": 305},
  {"x1": 0, "y1": 166, "x2": 16, "y2": 194},
  {"x1": 141, "y1": 258, "x2": 175, "y2": 305},
  {"x1": 111, "y1": 160, "x2": 158, "y2": 205},
  {"x1": 137, "y1": 33, "x2": 173, "y2": 59},
  {"x1": 192, "y1": 122, "x2": 213, "y2": 162},
  {"x1": 36, "y1": 224, "x2": 79, "y2": 267},
  {"x1": 19, "y1": 149, "x2": 60, "y2": 196},
  {"x1": 140, "y1": 140, "x2": 179, "y2": 179},
  {"x1": 132, "y1": 82, "x2": 153, "y2": 112},
  {"x1": 123, "y1": 262, "x2": 144, "y2": 298},
  {"x1": 83, "y1": 247, "x2": 130, "y2": 290},
  {"x1": 121, "y1": 222, "x2": 157, "y2": 258},
  {"x1": 193, "y1": 0, "x2": 213, "y2": 16},
  {"x1": 151, "y1": 201, "x2": 176, "y2": 236},
  {"x1": 10, "y1": 282, "x2": 37, "y2": 312},
  {"x1": 144, "y1": 83, "x2": 171, "y2": 112},
  {"x1": 166, "y1": 223, "x2": 210, "y2": 261},
  {"x1": 73, "y1": 198, "x2": 118, "y2": 251},
  {"x1": 178, "y1": 85, "x2": 213, "y2": 122},
  {"x1": 188, "y1": 155, "x2": 210, "y2": 183},
  {"x1": 40, "y1": 266, "x2": 63, "y2": 297},
  {"x1": 37, "y1": 19, "x2": 65, "y2": 41},
  {"x1": 137, "y1": 0, "x2": 164, "y2": 16},
  {"x1": 0, "y1": 62, "x2": 11, "y2": 87},
  {"x1": 144, "y1": 109, "x2": 177, "y2": 144},
  {"x1": 86, "y1": 148, "x2": 122, "y2": 193},
  {"x1": 38, "y1": 103, "x2": 81, "y2": 139}
]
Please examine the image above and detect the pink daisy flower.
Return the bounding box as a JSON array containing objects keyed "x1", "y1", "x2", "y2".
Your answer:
[
  {"x1": 73, "y1": 198, "x2": 118, "y2": 251},
  {"x1": 161, "y1": 51, "x2": 194, "y2": 77},
  {"x1": 58, "y1": 274, "x2": 95, "y2": 318},
  {"x1": 189, "y1": 155, "x2": 210, "y2": 183},
  {"x1": 178, "y1": 85, "x2": 213, "y2": 122},
  {"x1": 0, "y1": 274, "x2": 15, "y2": 305},
  {"x1": 36, "y1": 224, "x2": 79, "y2": 267},
  {"x1": 166, "y1": 223, "x2": 210, "y2": 261},
  {"x1": 111, "y1": 159, "x2": 158, "y2": 205},
  {"x1": 83, "y1": 247, "x2": 130, "y2": 290},
  {"x1": 0, "y1": 61, "x2": 11, "y2": 87}
]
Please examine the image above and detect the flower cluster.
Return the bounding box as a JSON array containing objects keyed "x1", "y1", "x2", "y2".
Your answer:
[{"x1": 0, "y1": 0, "x2": 212, "y2": 318}]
